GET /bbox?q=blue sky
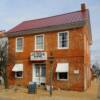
[0,0,100,64]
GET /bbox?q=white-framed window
[16,37,24,52]
[15,71,23,78]
[56,63,69,80]
[58,31,69,49]
[35,34,44,50]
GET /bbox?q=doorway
[32,63,46,85]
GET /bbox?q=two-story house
[6,4,92,91]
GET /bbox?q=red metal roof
[7,10,88,33]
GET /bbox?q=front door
[32,64,46,85]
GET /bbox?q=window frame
[35,34,44,50]
[16,37,24,52]
[57,31,69,49]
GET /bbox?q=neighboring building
[6,4,92,91]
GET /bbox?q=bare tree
[0,40,8,89]
[92,62,100,99]
[92,62,100,78]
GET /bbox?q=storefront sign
[30,51,47,61]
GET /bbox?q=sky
[0,0,100,64]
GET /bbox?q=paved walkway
[0,79,98,100]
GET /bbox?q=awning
[56,63,69,72]
[12,64,23,72]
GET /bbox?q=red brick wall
[82,24,91,90]
[8,26,91,91]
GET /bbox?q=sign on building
[30,51,47,61]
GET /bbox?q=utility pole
[48,52,54,96]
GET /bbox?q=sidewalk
[0,79,98,100]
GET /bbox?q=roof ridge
[23,9,88,23]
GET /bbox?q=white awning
[12,64,23,72]
[56,63,69,72]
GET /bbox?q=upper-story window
[16,37,24,52]
[35,34,44,50]
[58,31,69,49]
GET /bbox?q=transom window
[58,31,69,49]
[35,35,44,50]
[16,37,24,52]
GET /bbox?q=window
[58,31,69,49]
[15,71,23,78]
[16,37,24,52]
[35,66,40,77]
[41,65,46,77]
[35,35,44,50]
[57,72,68,80]
[56,63,69,80]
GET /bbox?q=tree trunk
[3,73,9,89]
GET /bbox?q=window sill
[57,47,69,50]
[15,77,23,79]
[16,50,23,52]
[35,49,44,51]
[57,79,68,81]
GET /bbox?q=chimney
[81,3,86,11]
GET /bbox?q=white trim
[16,37,24,52]
[35,34,44,50]
[57,31,69,49]
[32,63,46,85]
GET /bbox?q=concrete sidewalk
[0,79,98,100]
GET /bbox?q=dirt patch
[0,79,98,100]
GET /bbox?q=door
[32,64,46,85]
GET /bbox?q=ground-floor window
[15,71,23,78]
[56,63,69,80]
[12,64,23,79]
[57,72,68,80]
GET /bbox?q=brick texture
[7,26,91,91]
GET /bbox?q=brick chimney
[81,3,86,11]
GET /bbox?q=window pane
[16,38,23,51]
[36,35,44,50]
[62,41,67,47]
[35,65,40,77]
[58,72,68,79]
[41,65,46,77]
[59,32,68,48]
[16,71,22,77]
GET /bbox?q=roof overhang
[6,21,85,37]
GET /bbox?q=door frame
[32,63,46,85]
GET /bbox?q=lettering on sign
[30,52,47,61]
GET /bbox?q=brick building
[6,4,92,91]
